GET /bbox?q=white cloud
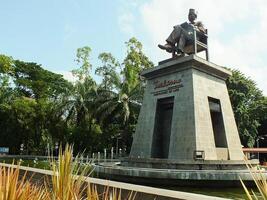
[138,0,267,95]
[55,70,77,83]
[117,0,140,35]
[118,13,135,35]
[63,24,76,41]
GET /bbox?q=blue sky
[1,0,267,95]
[0,0,135,72]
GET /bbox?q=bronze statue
[158,9,205,56]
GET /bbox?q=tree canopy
[226,69,265,147]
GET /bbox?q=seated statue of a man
[158,8,205,55]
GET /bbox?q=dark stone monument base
[94,161,263,187]
[122,157,258,170]
[95,55,263,187]
[130,55,244,161]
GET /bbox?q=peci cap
[189,8,197,17]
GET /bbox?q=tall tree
[0,55,14,104]
[122,37,153,94]
[257,97,267,139]
[0,59,72,153]
[226,69,264,147]
[96,52,120,91]
[13,60,71,99]
[72,46,92,81]
[0,54,13,74]
[95,38,153,151]
[59,46,102,153]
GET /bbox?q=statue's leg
[166,25,183,45]
[177,33,186,53]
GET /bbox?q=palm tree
[95,38,153,126]
[51,77,100,153]
[64,78,97,126]
[94,74,142,152]
[95,78,142,126]
[94,38,154,152]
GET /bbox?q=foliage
[0,75,14,105]
[50,144,89,199]
[0,59,72,154]
[257,97,267,136]
[62,47,103,153]
[0,38,153,154]
[0,145,136,200]
[122,37,153,94]
[0,55,14,105]
[226,69,265,147]
[13,60,71,99]
[95,38,153,152]
[72,46,92,81]
[240,159,267,199]
[96,52,120,90]
[0,54,13,74]
[0,165,48,200]
[95,38,153,124]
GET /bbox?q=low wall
[0,162,229,200]
[122,157,259,170]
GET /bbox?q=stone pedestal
[95,55,261,186]
[130,55,244,161]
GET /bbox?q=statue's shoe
[158,44,173,52]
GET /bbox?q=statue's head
[188,8,197,23]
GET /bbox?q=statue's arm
[195,21,206,33]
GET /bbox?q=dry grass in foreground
[240,158,267,200]
[0,144,136,200]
